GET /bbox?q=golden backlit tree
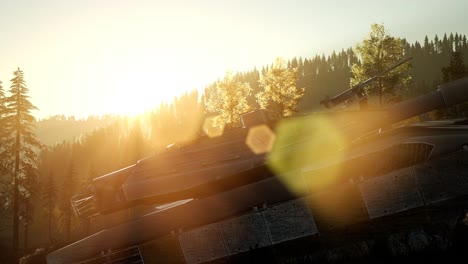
[257,58,304,117]
[351,23,411,106]
[205,72,251,128]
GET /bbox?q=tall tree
[205,72,251,128]
[257,58,304,117]
[351,23,411,106]
[1,68,42,258]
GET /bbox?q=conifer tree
[205,72,251,128]
[1,68,42,257]
[257,58,304,117]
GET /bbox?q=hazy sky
[1,0,467,118]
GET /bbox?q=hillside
[34,115,121,146]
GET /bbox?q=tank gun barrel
[388,76,468,123]
[321,57,413,109]
[327,76,468,142]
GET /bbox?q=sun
[97,67,185,117]
[88,51,212,118]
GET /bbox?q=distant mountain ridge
[35,115,121,146]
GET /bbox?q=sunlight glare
[267,115,347,195]
[203,116,225,138]
[93,56,208,117]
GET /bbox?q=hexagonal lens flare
[246,125,276,155]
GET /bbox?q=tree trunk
[13,119,20,260]
[48,207,53,243]
[66,208,71,242]
[24,222,28,252]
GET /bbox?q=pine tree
[1,68,42,258]
[205,71,251,128]
[257,58,304,117]
[351,23,412,106]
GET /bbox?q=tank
[70,109,275,218]
[47,75,468,264]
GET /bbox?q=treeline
[35,114,122,146]
[218,32,468,112]
[1,29,467,262]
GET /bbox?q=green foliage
[257,58,304,117]
[351,24,412,106]
[205,72,251,128]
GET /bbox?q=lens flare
[267,114,348,195]
[246,125,276,155]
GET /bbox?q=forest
[1,26,468,262]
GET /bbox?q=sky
[1,0,467,119]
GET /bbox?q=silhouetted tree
[1,67,42,258]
